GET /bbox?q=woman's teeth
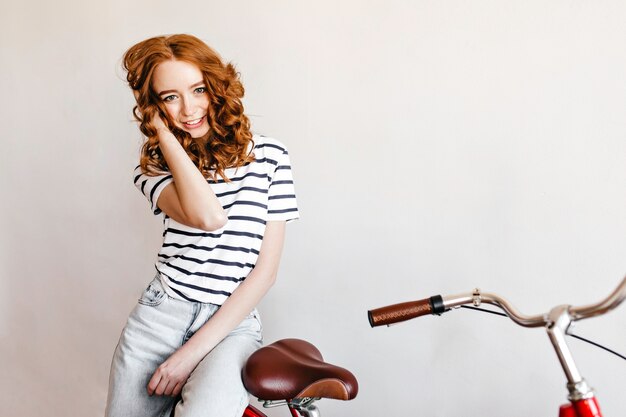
[184,118,203,126]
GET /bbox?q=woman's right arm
[154,123,227,231]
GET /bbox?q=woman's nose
[181,96,197,116]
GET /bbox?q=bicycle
[368,275,626,417]
[240,338,359,417]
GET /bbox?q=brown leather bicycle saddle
[242,338,358,401]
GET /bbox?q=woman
[106,34,299,417]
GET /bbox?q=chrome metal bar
[443,292,546,328]
[296,405,320,417]
[289,398,321,417]
[441,293,474,309]
[546,306,583,384]
[262,400,289,408]
[569,275,626,321]
[481,293,547,328]
[442,276,626,326]
[545,305,594,401]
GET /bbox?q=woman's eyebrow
[158,81,205,96]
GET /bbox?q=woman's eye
[162,95,177,102]
[195,87,207,94]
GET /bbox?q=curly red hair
[123,34,254,181]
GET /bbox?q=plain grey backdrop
[1,1,625,416]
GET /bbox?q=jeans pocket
[137,277,167,307]
[246,310,263,343]
[251,310,263,334]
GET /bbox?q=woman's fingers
[148,366,172,396]
[151,112,168,131]
[162,379,177,397]
[148,367,188,397]
[148,348,197,396]
[147,372,161,396]
[171,382,185,397]
[150,373,175,396]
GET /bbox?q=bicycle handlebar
[368,275,626,328]
[368,274,626,404]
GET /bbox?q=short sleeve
[133,165,173,215]
[267,149,299,222]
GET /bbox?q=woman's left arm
[147,221,287,397]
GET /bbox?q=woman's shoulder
[133,163,171,178]
[252,134,290,155]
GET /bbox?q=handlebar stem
[546,305,594,401]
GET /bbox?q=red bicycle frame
[242,404,268,417]
[559,397,602,417]
[242,404,300,417]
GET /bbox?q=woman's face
[152,59,210,138]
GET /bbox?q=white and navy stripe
[133,135,299,304]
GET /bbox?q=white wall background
[1,1,625,416]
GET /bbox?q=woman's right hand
[151,111,169,134]
[133,89,170,136]
[149,109,178,143]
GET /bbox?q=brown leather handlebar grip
[368,298,433,327]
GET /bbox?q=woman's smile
[181,115,207,130]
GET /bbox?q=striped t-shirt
[133,135,299,304]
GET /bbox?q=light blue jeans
[105,275,262,417]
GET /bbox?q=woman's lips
[182,116,206,129]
